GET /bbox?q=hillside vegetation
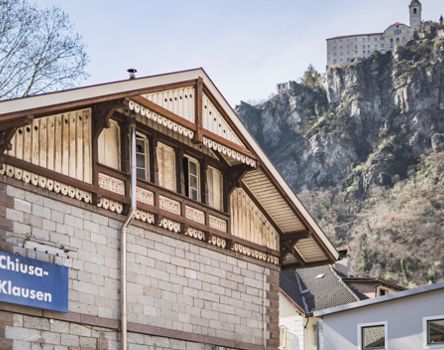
[237,23,444,286]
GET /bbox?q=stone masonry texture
[0,180,279,349]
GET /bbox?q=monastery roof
[327,32,383,41]
[327,21,410,41]
[388,22,409,28]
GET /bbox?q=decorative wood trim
[136,187,154,206]
[193,77,203,144]
[1,157,281,266]
[91,101,125,204]
[130,95,197,132]
[202,130,256,160]
[208,215,227,233]
[0,115,33,166]
[98,173,125,195]
[185,206,205,225]
[1,155,95,193]
[226,164,252,197]
[0,175,281,269]
[0,115,33,132]
[136,121,226,173]
[232,241,279,265]
[0,163,93,204]
[280,237,306,267]
[202,84,253,150]
[240,183,283,236]
[126,97,255,166]
[136,178,228,221]
[159,195,181,216]
[91,100,125,139]
[96,163,128,181]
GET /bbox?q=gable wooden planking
[7,109,93,183]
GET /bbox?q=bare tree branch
[0,0,89,100]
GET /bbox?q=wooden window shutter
[157,143,176,191]
[207,166,222,210]
[98,120,121,170]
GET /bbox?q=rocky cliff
[237,23,444,286]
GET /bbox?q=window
[157,143,176,191]
[358,322,387,350]
[207,166,223,210]
[376,286,389,296]
[312,324,318,346]
[98,120,121,170]
[136,133,149,181]
[424,316,444,348]
[183,155,200,201]
[279,326,287,348]
[413,8,417,14]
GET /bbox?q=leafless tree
[0,0,88,100]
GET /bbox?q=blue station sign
[0,251,68,312]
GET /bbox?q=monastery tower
[409,0,422,30]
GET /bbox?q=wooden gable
[0,68,338,267]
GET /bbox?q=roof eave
[314,281,444,317]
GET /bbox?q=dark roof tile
[280,265,359,314]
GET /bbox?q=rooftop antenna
[127,68,137,80]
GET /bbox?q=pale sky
[37,0,443,105]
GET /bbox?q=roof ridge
[329,265,360,302]
[294,270,309,314]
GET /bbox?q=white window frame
[279,325,287,348]
[135,132,149,181]
[184,155,200,202]
[357,321,388,350]
[423,315,444,349]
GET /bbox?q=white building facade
[327,0,422,67]
[314,282,444,350]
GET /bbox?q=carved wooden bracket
[92,99,125,139]
[0,115,33,166]
[226,164,252,197]
[280,230,308,266]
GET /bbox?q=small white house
[314,281,444,350]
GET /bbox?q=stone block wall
[0,310,216,350]
[0,178,280,349]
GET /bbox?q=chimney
[127,68,137,80]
